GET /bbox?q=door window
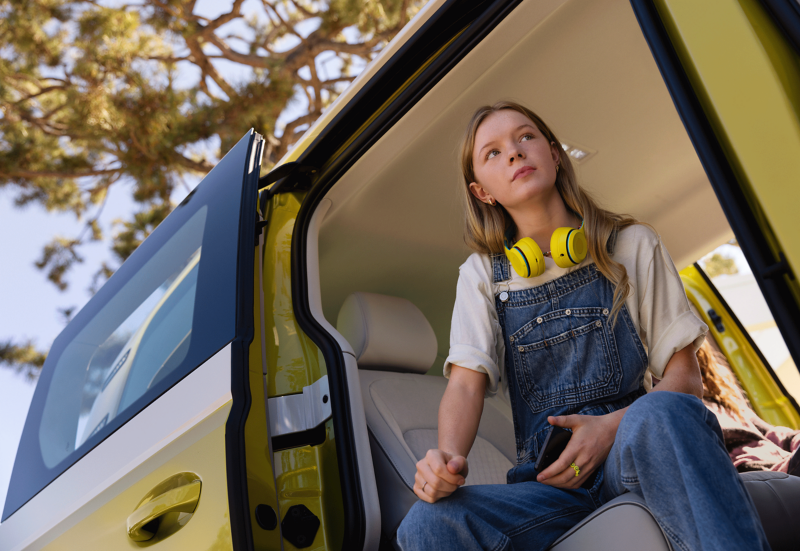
[699,241,800,403]
[4,131,255,520]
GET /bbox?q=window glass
[699,241,800,403]
[71,217,204,453]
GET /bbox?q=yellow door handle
[127,479,201,542]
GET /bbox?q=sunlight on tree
[703,253,739,279]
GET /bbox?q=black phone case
[533,425,571,472]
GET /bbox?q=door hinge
[258,161,317,200]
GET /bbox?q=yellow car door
[0,130,264,550]
[630,0,800,385]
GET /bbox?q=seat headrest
[336,292,437,374]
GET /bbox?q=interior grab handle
[127,479,201,542]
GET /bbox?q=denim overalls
[491,254,648,487]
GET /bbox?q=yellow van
[2,0,800,549]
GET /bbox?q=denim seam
[620,475,640,485]
[496,265,602,305]
[660,522,691,551]
[504,505,592,539]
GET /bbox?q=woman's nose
[509,152,524,163]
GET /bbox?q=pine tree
[0,0,425,376]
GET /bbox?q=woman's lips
[513,166,535,181]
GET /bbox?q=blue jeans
[397,392,771,551]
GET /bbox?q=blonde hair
[696,341,748,421]
[459,101,638,322]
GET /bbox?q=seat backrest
[337,292,516,542]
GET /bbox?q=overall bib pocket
[510,307,623,413]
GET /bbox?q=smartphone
[533,425,571,473]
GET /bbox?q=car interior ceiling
[316,0,733,373]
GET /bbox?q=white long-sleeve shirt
[444,224,708,397]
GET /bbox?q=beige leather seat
[336,292,800,550]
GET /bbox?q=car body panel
[682,265,800,428]
[0,345,233,551]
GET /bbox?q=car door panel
[0,346,232,551]
[1,130,263,551]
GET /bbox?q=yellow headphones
[504,220,588,278]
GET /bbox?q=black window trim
[759,0,800,54]
[226,132,263,551]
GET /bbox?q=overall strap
[491,253,512,284]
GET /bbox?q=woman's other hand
[413,449,468,503]
[537,410,625,489]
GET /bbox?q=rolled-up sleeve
[443,255,504,396]
[637,236,708,378]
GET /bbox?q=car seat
[335,292,800,550]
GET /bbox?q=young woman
[396,102,770,550]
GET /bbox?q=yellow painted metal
[655,0,800,305]
[261,191,327,398]
[127,477,201,542]
[681,265,800,428]
[246,243,283,550]
[257,189,343,550]
[41,405,234,551]
[273,420,344,550]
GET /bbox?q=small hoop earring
[486,199,496,206]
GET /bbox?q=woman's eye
[486,149,500,160]
[521,133,534,141]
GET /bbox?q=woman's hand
[537,410,625,489]
[413,449,468,503]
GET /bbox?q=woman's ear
[469,182,494,204]
[550,141,561,167]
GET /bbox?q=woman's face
[470,110,560,210]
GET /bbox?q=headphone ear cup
[506,237,545,278]
[551,227,588,268]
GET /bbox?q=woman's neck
[508,192,577,250]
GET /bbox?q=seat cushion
[549,493,671,551]
[359,369,515,538]
[741,471,800,551]
[550,471,800,551]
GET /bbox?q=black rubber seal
[225,134,262,551]
[758,0,800,54]
[629,0,800,376]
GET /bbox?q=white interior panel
[315,0,732,369]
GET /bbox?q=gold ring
[421,481,428,492]
[570,463,580,477]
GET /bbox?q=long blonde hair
[459,101,638,321]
